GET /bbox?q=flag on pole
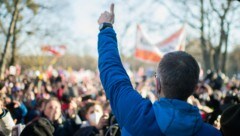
[41,45,67,56]
[134,25,162,63]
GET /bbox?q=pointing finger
[110,3,114,15]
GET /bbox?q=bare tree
[0,0,20,78]
[0,0,40,78]
[159,0,240,73]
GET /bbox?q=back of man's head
[157,51,199,100]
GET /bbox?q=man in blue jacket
[97,4,222,136]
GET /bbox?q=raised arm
[97,5,156,133]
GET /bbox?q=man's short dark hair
[157,51,200,100]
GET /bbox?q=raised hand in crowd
[97,113,109,130]
[98,3,115,25]
[67,100,78,118]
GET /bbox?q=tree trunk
[200,0,211,71]
[0,0,19,79]
[221,27,229,73]
[10,10,19,66]
[213,49,220,71]
[213,19,225,71]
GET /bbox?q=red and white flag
[134,25,162,63]
[134,25,186,63]
[41,45,67,56]
[156,26,186,54]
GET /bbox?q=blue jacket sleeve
[98,28,157,132]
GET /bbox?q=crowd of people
[0,3,240,136]
[0,67,119,136]
[0,65,239,136]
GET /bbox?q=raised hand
[97,113,109,129]
[67,100,77,118]
[13,100,21,108]
[98,3,115,25]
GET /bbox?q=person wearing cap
[220,104,240,136]
[97,4,222,136]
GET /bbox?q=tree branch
[0,21,7,36]
[2,0,12,13]
[184,2,199,20]
[160,0,200,29]
[209,0,222,17]
[222,1,232,18]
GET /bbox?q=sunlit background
[0,0,240,76]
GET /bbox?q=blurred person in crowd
[221,94,239,112]
[5,99,28,124]
[204,70,223,91]
[75,101,109,136]
[40,84,53,100]
[96,90,107,104]
[24,90,39,123]
[136,76,157,103]
[187,95,213,121]
[42,97,81,136]
[24,98,49,123]
[20,117,55,136]
[220,104,240,136]
[97,4,222,136]
[206,91,222,125]
[68,82,79,97]
[0,97,15,136]
[11,85,23,101]
[57,83,65,100]
[193,82,223,124]
[61,93,71,111]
